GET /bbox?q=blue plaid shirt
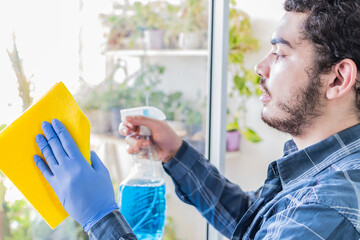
[89,123,360,239]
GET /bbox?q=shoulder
[277,167,360,234]
[257,200,360,239]
[311,168,360,228]
[257,170,360,239]
[284,153,360,208]
[313,157,360,203]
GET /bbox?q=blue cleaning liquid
[118,179,166,240]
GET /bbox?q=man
[34,0,360,239]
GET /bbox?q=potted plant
[77,63,186,137]
[162,3,182,49]
[178,0,208,49]
[133,1,168,49]
[76,81,113,135]
[226,117,242,152]
[101,1,184,50]
[226,1,262,151]
[99,1,141,50]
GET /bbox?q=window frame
[206,0,229,239]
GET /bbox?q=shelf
[104,49,208,57]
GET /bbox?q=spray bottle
[118,106,166,240]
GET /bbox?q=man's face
[254,12,325,136]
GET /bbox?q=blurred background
[0,0,290,239]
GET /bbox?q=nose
[254,55,270,79]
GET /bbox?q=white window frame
[206,0,229,239]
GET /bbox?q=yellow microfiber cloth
[0,81,90,229]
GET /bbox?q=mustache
[259,78,271,96]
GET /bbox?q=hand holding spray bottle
[118,106,166,240]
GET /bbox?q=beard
[261,74,325,136]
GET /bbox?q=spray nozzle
[121,106,166,122]
[120,106,166,135]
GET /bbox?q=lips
[260,94,271,102]
[259,83,271,103]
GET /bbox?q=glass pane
[79,0,210,239]
[0,0,86,238]
[0,0,210,238]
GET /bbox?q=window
[0,0,218,239]
[80,1,211,239]
[1,0,287,239]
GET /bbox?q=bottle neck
[131,133,163,179]
[132,134,152,161]
[132,159,163,179]
[139,126,151,136]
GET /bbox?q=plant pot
[144,29,164,49]
[178,32,201,49]
[226,130,241,152]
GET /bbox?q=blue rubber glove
[33,119,119,232]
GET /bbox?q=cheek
[268,65,293,96]
[268,58,306,99]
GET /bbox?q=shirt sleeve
[163,140,258,238]
[88,210,137,240]
[255,203,360,240]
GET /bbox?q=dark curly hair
[284,0,360,110]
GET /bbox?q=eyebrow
[271,37,293,49]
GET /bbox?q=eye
[272,52,285,60]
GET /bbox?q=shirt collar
[277,123,360,188]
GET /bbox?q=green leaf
[158,66,165,74]
[254,75,261,84]
[0,124,6,131]
[244,86,252,97]
[242,128,262,143]
[168,92,182,101]
[228,52,244,64]
[234,75,246,91]
[226,120,239,131]
[247,72,260,85]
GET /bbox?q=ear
[326,59,357,100]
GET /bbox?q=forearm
[163,141,256,238]
[89,210,137,240]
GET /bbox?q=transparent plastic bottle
[118,107,166,240]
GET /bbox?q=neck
[293,111,360,150]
